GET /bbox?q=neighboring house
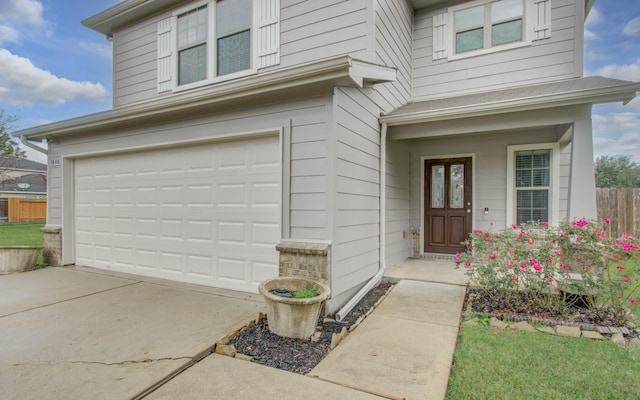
[0,155,47,199]
[16,0,640,314]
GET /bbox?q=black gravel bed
[229,282,394,374]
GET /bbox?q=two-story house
[17,0,640,315]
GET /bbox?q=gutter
[19,135,48,156]
[380,81,640,126]
[336,122,388,322]
[17,56,396,141]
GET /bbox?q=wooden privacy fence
[0,198,47,223]
[596,188,640,238]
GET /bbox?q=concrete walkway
[310,259,467,399]
[1,259,467,400]
[149,258,468,400]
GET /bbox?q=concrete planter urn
[0,246,42,274]
[258,277,330,339]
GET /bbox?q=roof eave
[380,83,640,126]
[82,0,185,35]
[17,56,396,141]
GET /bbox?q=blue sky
[1,0,639,163]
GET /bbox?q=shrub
[455,219,639,326]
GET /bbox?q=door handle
[466,209,471,213]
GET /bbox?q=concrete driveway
[0,267,264,400]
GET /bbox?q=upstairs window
[157,0,280,93]
[177,6,208,85]
[215,0,252,76]
[432,0,551,61]
[454,0,523,53]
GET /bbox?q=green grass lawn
[0,222,46,266]
[446,325,640,400]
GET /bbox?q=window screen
[216,0,251,76]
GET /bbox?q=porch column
[568,119,597,220]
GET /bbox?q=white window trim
[171,0,258,93]
[506,143,559,226]
[446,0,534,61]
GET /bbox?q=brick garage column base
[275,241,331,285]
[41,225,62,267]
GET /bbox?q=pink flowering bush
[456,219,640,326]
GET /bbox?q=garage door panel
[75,137,280,292]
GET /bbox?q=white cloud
[592,113,640,162]
[593,112,640,133]
[0,49,108,106]
[0,0,44,26]
[586,58,640,81]
[584,7,602,41]
[0,24,19,44]
[79,41,112,59]
[624,17,640,36]
[585,7,602,28]
[593,131,640,162]
[584,29,599,41]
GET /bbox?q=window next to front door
[507,143,560,226]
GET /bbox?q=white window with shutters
[157,0,280,93]
[432,0,551,61]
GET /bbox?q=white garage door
[74,136,281,293]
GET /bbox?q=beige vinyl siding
[373,0,413,267]
[278,0,372,69]
[112,13,164,107]
[412,0,579,101]
[374,0,413,110]
[407,129,568,232]
[385,139,411,267]
[290,116,332,239]
[332,87,381,296]
[46,97,333,244]
[112,0,376,107]
[46,164,62,226]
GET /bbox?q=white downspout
[20,136,49,156]
[336,122,387,321]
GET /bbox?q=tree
[0,110,26,158]
[594,155,640,188]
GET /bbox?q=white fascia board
[17,56,389,141]
[349,60,397,88]
[82,0,182,35]
[381,83,640,126]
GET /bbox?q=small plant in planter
[269,287,321,299]
[293,288,321,298]
[259,277,330,339]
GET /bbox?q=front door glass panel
[431,165,445,208]
[450,163,465,209]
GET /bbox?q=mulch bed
[227,282,395,374]
[464,288,639,337]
